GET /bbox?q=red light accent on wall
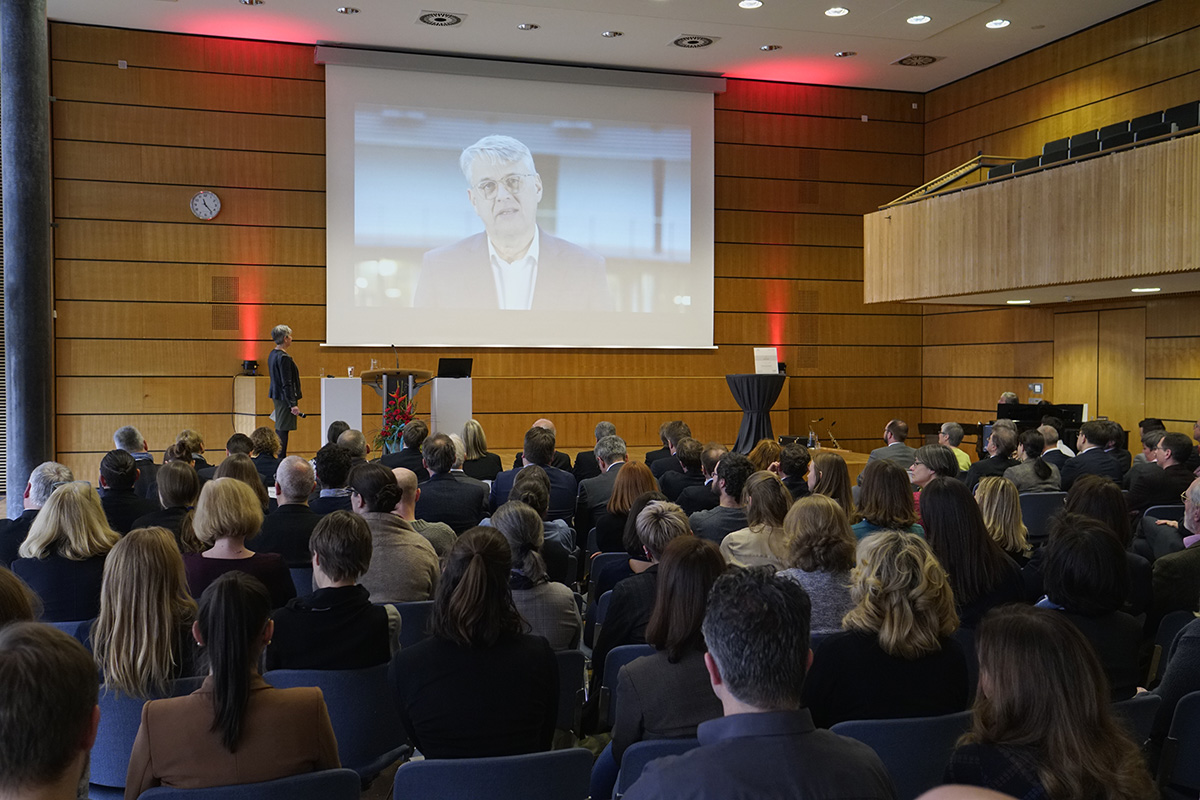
[238,269,264,362]
[763,279,788,348]
[722,58,858,85]
[170,11,324,45]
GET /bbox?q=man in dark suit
[574,421,615,482]
[576,434,628,534]
[0,461,73,567]
[415,433,488,534]
[98,450,158,534]
[310,443,354,516]
[1061,420,1125,491]
[962,425,1020,491]
[509,418,571,472]
[649,420,691,479]
[660,437,705,502]
[380,419,429,482]
[491,426,578,522]
[256,456,321,567]
[857,419,916,485]
[1150,478,1200,624]
[1128,432,1196,512]
[114,425,160,502]
[1124,430,1165,490]
[644,421,671,467]
[414,135,611,312]
[677,443,726,516]
[1038,423,1069,470]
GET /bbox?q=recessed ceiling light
[1006,299,1031,305]
[834,50,856,57]
[517,22,539,30]
[601,30,623,37]
[985,19,1010,29]
[760,44,781,51]
[825,7,849,17]
[907,14,931,24]
[336,6,359,13]
[239,0,263,5]
[740,0,763,8]
[1131,287,1161,293]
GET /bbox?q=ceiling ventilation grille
[892,54,941,67]
[673,35,717,48]
[418,11,464,26]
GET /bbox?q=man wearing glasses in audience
[414,134,611,311]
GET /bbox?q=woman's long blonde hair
[843,530,959,659]
[18,481,119,561]
[976,477,1031,559]
[92,527,197,698]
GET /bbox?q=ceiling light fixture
[760,44,781,51]
[985,19,1010,29]
[740,0,763,8]
[601,30,623,37]
[825,7,849,17]
[336,6,359,12]
[834,50,856,57]
[1006,299,1031,305]
[239,0,263,5]
[517,22,539,29]
[1131,287,1161,293]
[907,14,931,24]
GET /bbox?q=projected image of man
[414,135,612,311]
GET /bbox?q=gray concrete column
[1,0,53,516]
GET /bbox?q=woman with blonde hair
[746,438,782,473]
[720,471,791,568]
[89,527,199,697]
[461,419,502,481]
[13,481,120,621]
[975,477,1032,566]
[133,460,204,553]
[214,453,270,512]
[593,461,659,553]
[946,605,1156,800]
[807,451,854,518]
[778,494,856,634]
[802,530,969,727]
[182,478,294,608]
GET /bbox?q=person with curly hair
[777,495,856,635]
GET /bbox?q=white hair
[459,135,536,183]
[270,324,292,344]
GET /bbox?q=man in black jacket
[1061,420,1125,491]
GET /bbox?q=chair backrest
[1069,130,1099,147]
[1013,156,1042,172]
[614,738,700,798]
[1019,492,1066,546]
[603,644,657,726]
[595,589,614,626]
[831,710,974,800]
[1162,690,1200,792]
[1111,692,1162,745]
[1131,111,1165,131]
[1164,101,1199,130]
[263,665,408,781]
[1101,130,1136,150]
[554,649,586,736]
[392,747,593,800]
[1135,122,1173,141]
[49,619,90,639]
[394,600,435,649]
[987,163,1014,180]
[138,768,362,800]
[1042,137,1069,155]
[290,567,314,597]
[1144,504,1185,524]
[91,677,206,789]
[1099,120,1130,139]
[591,552,629,584]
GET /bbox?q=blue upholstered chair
[392,748,593,800]
[614,737,701,798]
[831,710,974,800]
[136,768,361,800]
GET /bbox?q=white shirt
[1056,440,1076,457]
[488,228,540,310]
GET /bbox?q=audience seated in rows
[773,442,811,502]
[127,572,340,796]
[14,481,119,622]
[852,460,923,541]
[389,528,558,759]
[0,460,72,566]
[675,443,725,516]
[573,420,614,482]
[803,531,969,728]
[350,463,439,604]
[416,433,488,534]
[183,478,295,609]
[595,461,658,553]
[492,426,578,523]
[490,501,581,650]
[922,478,1023,628]
[720,471,789,569]
[508,418,572,473]
[962,424,1019,492]
[944,606,1155,800]
[688,452,752,544]
[310,443,353,516]
[88,526,200,696]
[380,419,429,482]
[266,511,397,671]
[777,494,856,635]
[1127,431,1194,512]
[1003,429,1061,493]
[576,434,630,533]
[133,461,203,553]
[392,467,457,557]
[254,456,319,567]
[649,421,691,479]
[624,567,894,800]
[1061,420,1124,491]
[975,478,1033,567]
[99,450,159,534]
[114,425,159,502]
[1149,477,1200,624]
[461,418,503,482]
[808,451,854,520]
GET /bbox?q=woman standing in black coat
[267,324,301,458]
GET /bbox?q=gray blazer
[612,648,723,762]
[1002,460,1061,493]
[858,442,917,484]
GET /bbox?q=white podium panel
[430,377,472,436]
[321,378,363,440]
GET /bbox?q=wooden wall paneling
[714,245,864,280]
[54,301,324,340]
[715,278,921,315]
[1146,337,1200,378]
[1146,296,1200,337]
[789,346,921,377]
[715,313,922,346]
[1144,379,1200,423]
[922,378,1055,414]
[54,180,325,228]
[1096,308,1147,432]
[55,220,326,265]
[718,79,924,122]
[56,262,325,304]
[718,110,923,154]
[716,177,909,216]
[1053,312,1099,411]
[58,413,241,456]
[716,210,864,247]
[922,343,1054,377]
[57,377,235,414]
[922,307,1054,345]
[715,144,924,186]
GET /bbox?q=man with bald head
[255,456,321,567]
[511,418,572,472]
[392,467,457,557]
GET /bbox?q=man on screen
[413,134,612,311]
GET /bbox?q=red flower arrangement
[374,384,415,453]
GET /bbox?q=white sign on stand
[753,347,780,375]
[321,377,363,440]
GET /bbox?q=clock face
[190,190,221,220]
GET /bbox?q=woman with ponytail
[125,572,339,797]
[491,501,581,650]
[1003,429,1060,493]
[350,462,440,603]
[390,527,558,758]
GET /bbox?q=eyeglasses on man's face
[474,173,536,200]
